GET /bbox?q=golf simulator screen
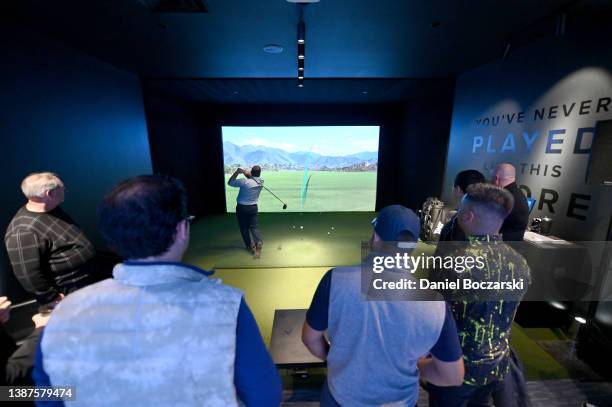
[223,126,379,212]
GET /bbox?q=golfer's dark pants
[236,204,263,248]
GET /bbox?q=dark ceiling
[143,78,455,104]
[4,0,581,79]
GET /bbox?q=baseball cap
[372,205,420,242]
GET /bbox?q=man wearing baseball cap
[302,205,464,407]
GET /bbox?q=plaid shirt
[4,206,95,303]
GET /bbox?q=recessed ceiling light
[298,83,304,88]
[263,44,284,54]
[298,76,304,80]
[298,55,304,59]
[574,316,587,324]
[298,67,304,71]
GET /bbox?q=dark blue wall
[0,24,152,301]
[443,18,612,241]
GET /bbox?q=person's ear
[464,209,475,224]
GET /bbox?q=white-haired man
[4,172,95,308]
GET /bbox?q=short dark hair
[463,183,514,220]
[251,165,261,177]
[454,170,486,193]
[98,175,188,259]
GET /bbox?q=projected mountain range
[223,142,378,171]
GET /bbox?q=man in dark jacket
[438,170,486,242]
[4,172,96,308]
[492,163,529,241]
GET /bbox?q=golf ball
[327,232,331,235]
[300,226,303,229]
[292,225,296,229]
[331,226,335,230]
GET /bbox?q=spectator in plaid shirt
[4,172,95,308]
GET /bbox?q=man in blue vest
[34,175,281,406]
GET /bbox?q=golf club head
[282,204,288,210]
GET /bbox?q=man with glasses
[34,175,281,406]
[4,172,96,308]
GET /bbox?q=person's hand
[50,293,64,307]
[237,168,245,174]
[32,313,51,329]
[0,296,11,324]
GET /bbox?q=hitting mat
[184,212,376,269]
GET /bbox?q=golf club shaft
[248,174,287,206]
[261,184,286,206]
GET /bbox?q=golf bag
[420,197,447,242]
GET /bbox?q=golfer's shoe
[253,242,263,259]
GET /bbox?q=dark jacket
[500,182,529,241]
[1,325,41,386]
[438,213,466,243]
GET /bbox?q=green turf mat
[521,327,570,341]
[212,267,329,345]
[185,212,375,268]
[211,266,570,381]
[511,323,570,380]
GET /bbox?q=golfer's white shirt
[229,177,264,205]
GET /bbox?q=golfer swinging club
[228,165,264,258]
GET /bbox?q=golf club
[245,170,288,210]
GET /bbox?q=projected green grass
[222,126,379,212]
[225,170,377,212]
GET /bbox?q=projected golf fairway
[224,170,377,212]
[222,126,379,212]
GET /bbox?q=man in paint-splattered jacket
[428,183,531,405]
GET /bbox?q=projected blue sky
[222,126,379,156]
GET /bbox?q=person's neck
[25,201,53,213]
[129,252,183,263]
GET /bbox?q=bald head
[492,163,516,187]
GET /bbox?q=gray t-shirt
[228,177,263,205]
[306,266,461,406]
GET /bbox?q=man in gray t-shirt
[228,166,264,258]
[302,205,465,406]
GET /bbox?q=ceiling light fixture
[263,44,284,54]
[297,14,305,86]
[297,21,305,44]
[574,316,587,324]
